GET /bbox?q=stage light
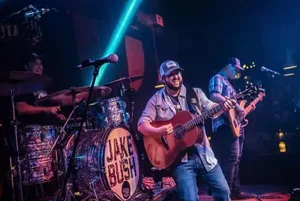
[235,73,241,79]
[208,136,211,141]
[283,65,297,70]
[284,73,295,77]
[154,84,164,89]
[277,131,284,140]
[93,0,143,86]
[279,141,287,153]
[243,64,246,68]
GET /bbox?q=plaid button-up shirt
[209,74,236,132]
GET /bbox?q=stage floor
[152,183,293,201]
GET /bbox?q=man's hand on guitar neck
[223,98,237,110]
[210,92,236,110]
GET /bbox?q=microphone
[75,54,118,70]
[24,8,53,19]
[261,66,281,75]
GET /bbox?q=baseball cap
[159,60,184,77]
[228,57,244,71]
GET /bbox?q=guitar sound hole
[174,125,185,139]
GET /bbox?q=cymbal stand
[120,80,126,97]
[57,63,102,201]
[48,104,80,155]
[9,84,23,201]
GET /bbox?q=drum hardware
[48,102,82,156]
[35,86,112,107]
[57,58,114,201]
[130,101,135,124]
[104,75,143,101]
[0,71,52,201]
[97,97,130,128]
[18,125,57,185]
[60,126,142,201]
[104,75,143,87]
[89,178,100,201]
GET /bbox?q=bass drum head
[103,126,140,200]
[62,126,141,201]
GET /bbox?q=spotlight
[235,73,241,79]
[277,131,284,140]
[279,141,287,153]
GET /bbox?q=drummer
[15,53,66,125]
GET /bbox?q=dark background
[0,0,299,187]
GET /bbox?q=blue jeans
[212,125,245,194]
[172,155,230,201]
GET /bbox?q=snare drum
[18,125,57,185]
[62,126,141,200]
[98,97,130,128]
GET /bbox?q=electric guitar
[228,89,265,138]
[143,85,260,169]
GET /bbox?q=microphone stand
[57,63,102,201]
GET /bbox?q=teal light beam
[93,0,143,86]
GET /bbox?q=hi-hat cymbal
[104,75,143,86]
[0,71,52,96]
[35,86,112,106]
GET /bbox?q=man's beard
[165,80,182,91]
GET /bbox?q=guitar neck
[183,87,255,131]
[244,97,261,116]
[184,102,224,131]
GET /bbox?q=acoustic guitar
[228,89,265,138]
[143,85,260,169]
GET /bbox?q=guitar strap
[185,85,201,116]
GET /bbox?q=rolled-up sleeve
[137,95,157,126]
[209,75,223,94]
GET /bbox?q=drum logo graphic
[105,128,140,200]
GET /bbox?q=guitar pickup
[161,136,169,150]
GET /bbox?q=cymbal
[104,75,143,86]
[0,71,52,96]
[35,86,112,106]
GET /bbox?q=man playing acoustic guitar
[138,60,237,201]
[209,57,255,200]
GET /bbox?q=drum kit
[0,71,145,201]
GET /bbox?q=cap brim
[165,67,184,76]
[236,66,244,71]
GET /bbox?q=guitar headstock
[235,83,262,101]
[258,88,266,101]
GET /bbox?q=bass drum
[62,126,141,200]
